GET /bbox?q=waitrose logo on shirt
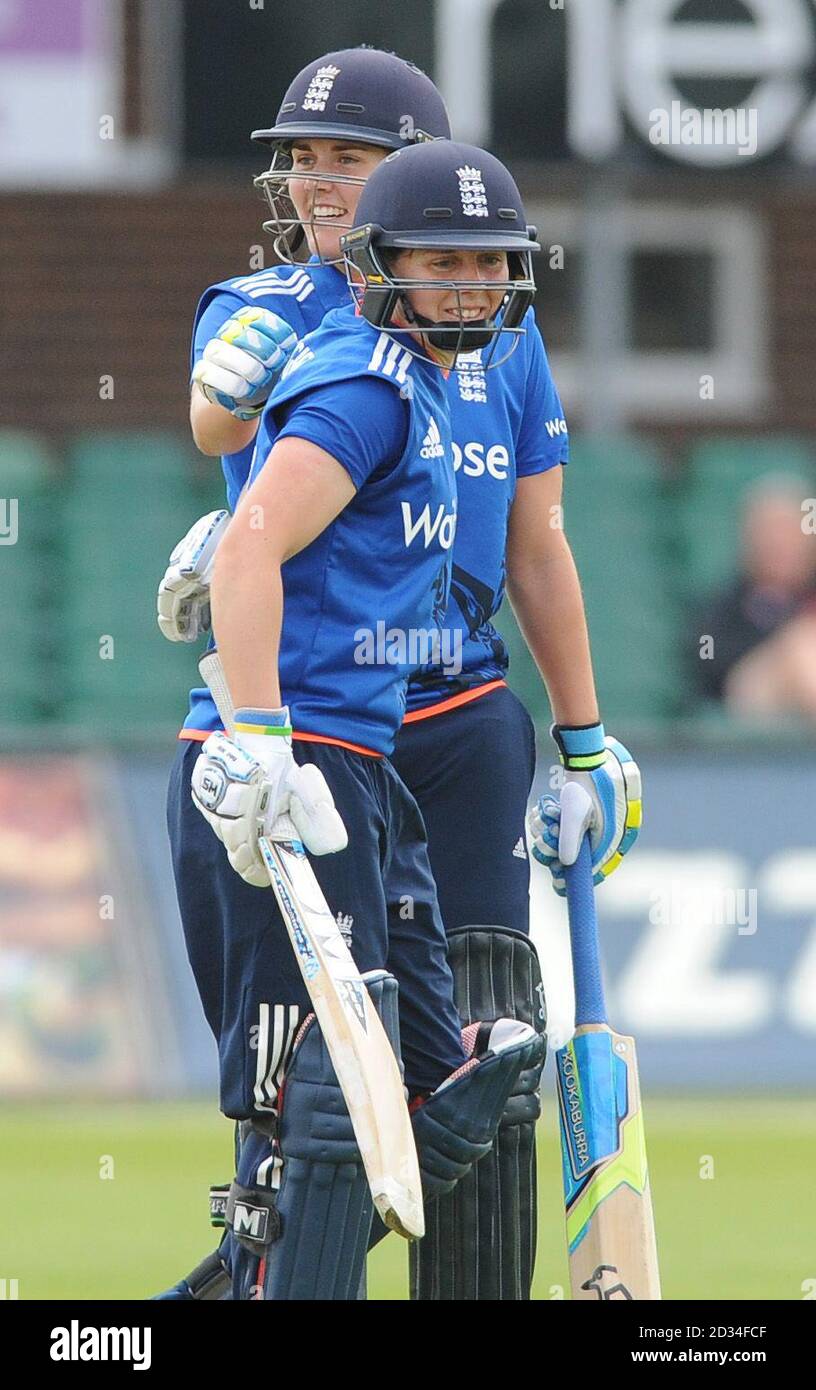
[401,501,457,550]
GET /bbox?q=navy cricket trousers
[392,683,537,937]
[168,738,466,1118]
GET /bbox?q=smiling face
[388,247,511,361]
[287,138,389,263]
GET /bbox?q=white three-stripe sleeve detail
[383,341,403,376]
[256,1152,283,1190]
[262,1004,285,1107]
[264,1004,299,1105]
[367,333,388,373]
[253,1003,270,1109]
[230,269,310,294]
[244,280,314,301]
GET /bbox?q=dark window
[182,0,435,163]
[631,250,714,351]
[534,248,580,352]
[491,0,568,162]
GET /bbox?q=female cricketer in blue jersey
[165,137,543,1300]
[157,48,641,1301]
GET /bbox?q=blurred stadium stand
[0,427,224,742]
[2,424,813,743]
[679,438,816,600]
[503,432,815,735]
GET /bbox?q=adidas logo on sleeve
[420,416,445,459]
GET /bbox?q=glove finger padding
[529,798,560,865]
[192,718,349,884]
[195,359,254,401]
[529,728,642,893]
[202,340,272,389]
[191,732,272,887]
[157,510,230,643]
[556,779,597,867]
[286,762,349,856]
[157,584,211,642]
[222,841,272,889]
[194,307,299,418]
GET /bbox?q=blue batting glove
[192,307,299,419]
[528,722,642,897]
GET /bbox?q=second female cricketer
[157,47,641,1301]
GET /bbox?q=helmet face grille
[254,151,370,266]
[342,229,536,372]
[338,140,539,365]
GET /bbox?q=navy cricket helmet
[252,48,451,263]
[341,140,539,364]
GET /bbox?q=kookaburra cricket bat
[199,650,424,1241]
[556,782,660,1300]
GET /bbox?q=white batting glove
[192,307,299,420]
[529,724,642,896]
[191,709,348,886]
[157,509,230,643]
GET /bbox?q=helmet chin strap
[399,295,495,351]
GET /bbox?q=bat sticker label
[337,978,369,1032]
[558,1048,590,1169]
[557,1031,652,1259]
[582,1264,634,1301]
[557,1033,627,1188]
[261,844,321,981]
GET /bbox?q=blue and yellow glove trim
[551,721,607,771]
[234,708,293,738]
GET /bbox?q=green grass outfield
[3,1095,813,1301]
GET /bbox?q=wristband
[234,707,293,738]
[551,721,606,771]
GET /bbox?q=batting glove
[192,307,299,420]
[157,509,230,642]
[528,723,642,897]
[191,710,348,886]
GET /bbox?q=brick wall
[1,178,814,440]
[0,180,274,432]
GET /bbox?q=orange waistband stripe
[178,680,506,748]
[178,726,382,758]
[292,731,382,758]
[401,678,507,724]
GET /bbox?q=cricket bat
[199,650,424,1241]
[555,781,660,1300]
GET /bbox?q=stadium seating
[3,427,810,740]
[60,433,210,733]
[0,432,58,722]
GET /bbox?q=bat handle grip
[563,804,608,1028]
[268,812,299,843]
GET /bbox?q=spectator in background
[694,473,816,720]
